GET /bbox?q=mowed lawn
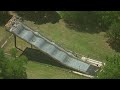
[23,20,120,62]
[0,26,11,46]
[27,61,87,79]
[0,27,6,40]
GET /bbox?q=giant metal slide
[6,19,99,76]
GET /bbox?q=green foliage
[59,11,101,33]
[1,56,28,79]
[59,11,120,32]
[107,22,120,40]
[10,48,17,59]
[60,11,97,25]
[97,11,120,31]
[0,48,28,79]
[107,22,120,52]
[97,55,120,79]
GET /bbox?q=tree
[96,11,120,31]
[0,48,28,79]
[107,22,120,52]
[59,11,120,32]
[97,55,120,79]
[1,56,28,79]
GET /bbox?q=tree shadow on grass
[0,12,12,26]
[16,11,61,25]
[62,11,105,34]
[20,47,70,70]
[107,39,120,53]
[65,21,103,34]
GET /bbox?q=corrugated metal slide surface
[8,21,99,75]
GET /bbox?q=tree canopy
[0,48,28,79]
[107,22,120,52]
[59,11,120,32]
[97,55,120,79]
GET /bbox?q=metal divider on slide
[5,19,100,76]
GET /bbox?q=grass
[27,61,87,79]
[0,26,11,46]
[3,35,30,55]
[0,28,87,79]
[0,53,86,79]
[1,17,120,79]
[0,27,6,40]
[23,20,120,62]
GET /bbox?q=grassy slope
[24,20,120,62]
[27,61,87,79]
